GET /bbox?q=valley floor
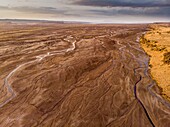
[0,22,170,126]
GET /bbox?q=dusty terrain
[0,22,170,127]
[140,24,170,100]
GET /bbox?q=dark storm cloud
[74,0,170,7]
[72,0,170,19]
[87,7,170,17]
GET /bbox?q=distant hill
[0,19,90,24]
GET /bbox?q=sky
[0,0,170,23]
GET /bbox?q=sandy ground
[140,24,170,100]
[0,22,170,127]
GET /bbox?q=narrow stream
[117,33,155,126]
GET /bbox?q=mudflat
[0,22,170,127]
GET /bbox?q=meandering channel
[0,36,76,108]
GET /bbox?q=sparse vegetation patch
[140,24,170,101]
[163,52,170,64]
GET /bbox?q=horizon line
[0,18,170,24]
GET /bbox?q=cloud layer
[74,0,170,7]
[0,0,169,23]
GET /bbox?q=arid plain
[0,22,170,127]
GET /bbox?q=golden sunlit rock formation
[140,24,170,100]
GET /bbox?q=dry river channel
[0,23,170,126]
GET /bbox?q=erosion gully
[0,35,76,108]
[118,32,156,126]
[1,30,170,127]
[127,32,170,126]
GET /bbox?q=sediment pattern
[0,22,170,127]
